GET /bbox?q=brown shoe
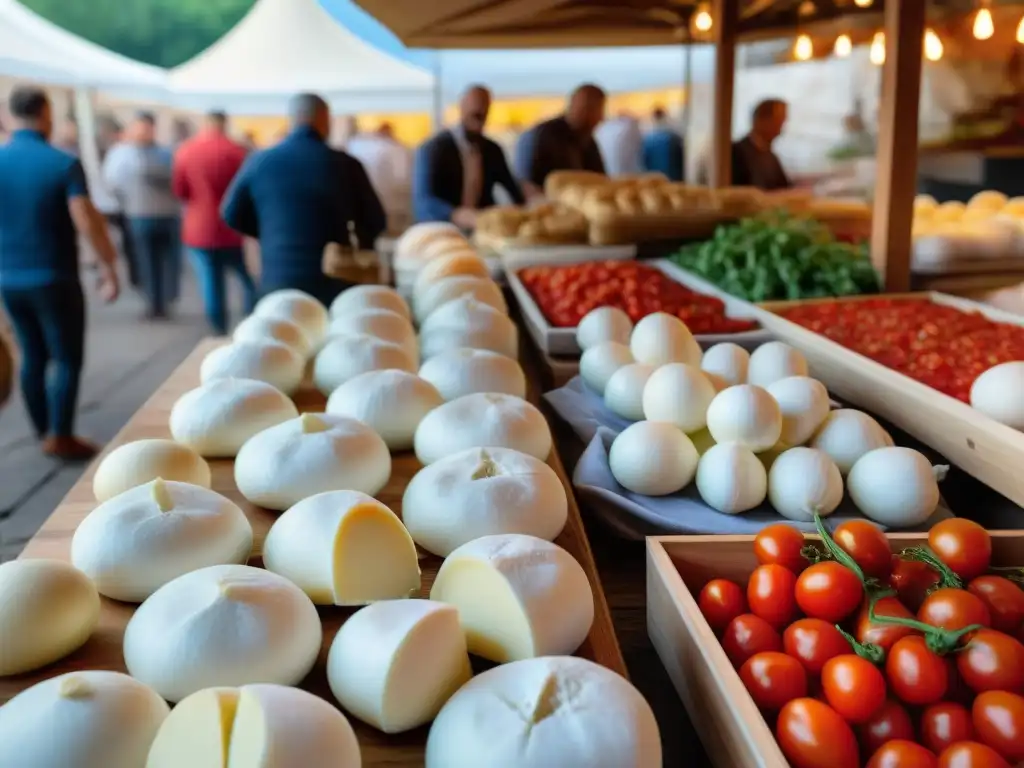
[41,436,99,462]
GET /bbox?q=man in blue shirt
[0,87,120,461]
[221,93,386,306]
[642,106,685,182]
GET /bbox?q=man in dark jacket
[412,85,524,229]
[221,93,386,306]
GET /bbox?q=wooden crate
[646,532,1024,768]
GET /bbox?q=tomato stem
[810,513,887,592]
[834,625,885,665]
[898,547,963,590]
[866,594,982,655]
[799,543,828,565]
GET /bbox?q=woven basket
[322,242,380,285]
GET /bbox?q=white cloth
[345,134,411,222]
[594,116,643,177]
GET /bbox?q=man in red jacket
[172,111,254,335]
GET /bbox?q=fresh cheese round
[71,479,253,603]
[767,447,844,522]
[701,342,750,387]
[642,363,717,432]
[234,413,391,510]
[402,447,568,556]
[253,289,328,347]
[327,600,472,733]
[169,378,299,458]
[0,559,100,676]
[147,684,360,768]
[418,296,518,360]
[414,393,552,465]
[313,333,416,395]
[846,447,943,527]
[327,308,418,363]
[262,490,420,605]
[695,443,767,514]
[970,361,1024,429]
[425,656,662,768]
[331,284,411,322]
[604,363,656,421]
[232,315,311,357]
[609,421,699,496]
[414,276,507,325]
[123,564,322,703]
[412,252,490,298]
[629,312,702,367]
[579,342,634,395]
[810,409,894,475]
[326,369,443,450]
[767,376,831,447]
[200,341,305,395]
[577,307,634,350]
[0,671,169,768]
[706,384,783,452]
[746,341,809,387]
[418,348,527,401]
[430,534,594,662]
[93,439,211,502]
[394,223,464,272]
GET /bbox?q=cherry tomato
[834,520,893,580]
[957,629,1024,694]
[866,740,938,768]
[721,613,783,667]
[891,557,942,612]
[937,741,1011,768]
[887,635,950,706]
[776,698,860,768]
[821,653,888,724]
[859,698,916,755]
[857,595,921,652]
[754,523,808,572]
[918,589,992,632]
[972,691,1024,763]
[922,703,975,755]
[748,564,798,629]
[698,579,747,633]
[783,618,852,675]
[968,576,1024,635]
[739,651,808,711]
[795,561,864,623]
[928,519,992,582]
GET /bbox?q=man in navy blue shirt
[642,106,685,182]
[221,93,386,306]
[0,87,120,461]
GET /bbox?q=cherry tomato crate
[646,532,1024,768]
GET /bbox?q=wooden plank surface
[3,337,626,765]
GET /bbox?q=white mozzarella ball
[235,413,391,510]
[414,393,552,465]
[706,384,783,452]
[326,369,443,450]
[414,276,507,325]
[746,341,809,387]
[970,361,1024,429]
[0,559,100,676]
[253,289,328,347]
[579,342,634,395]
[413,252,490,298]
[169,378,298,458]
[394,222,464,272]
[419,348,526,401]
[0,671,169,768]
[232,314,311,357]
[767,447,844,522]
[263,490,420,606]
[609,421,699,496]
[767,376,831,447]
[313,333,416,396]
[327,600,472,734]
[642,363,717,432]
[200,341,305,395]
[92,439,210,502]
[430,534,594,661]
[577,306,634,350]
[695,443,768,514]
[123,564,322,703]
[810,409,894,475]
[426,656,662,768]
[327,308,419,363]
[847,447,944,527]
[402,447,568,557]
[71,479,253,603]
[629,312,702,367]
[701,342,750,387]
[604,363,656,421]
[330,284,411,321]
[418,296,518,360]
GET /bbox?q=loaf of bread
[475,202,588,246]
[543,170,608,201]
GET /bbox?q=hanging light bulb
[1017,15,1024,43]
[973,8,994,40]
[870,31,885,65]
[924,29,944,61]
[798,1,816,17]
[853,0,872,7]
[693,3,713,33]
[834,34,852,57]
[794,34,814,61]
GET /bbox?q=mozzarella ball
[327,308,418,363]
[232,314,311,357]
[92,439,210,502]
[695,443,768,514]
[414,276,507,325]
[847,447,943,527]
[0,559,100,676]
[701,342,750,387]
[609,421,699,496]
[169,378,298,458]
[330,284,411,321]
[394,222,464,272]
[402,447,568,556]
[767,447,843,522]
[326,369,443,450]
[642,363,717,432]
[579,342,634,395]
[200,340,305,395]
[706,384,783,452]
[419,348,527,401]
[235,413,391,510]
[577,306,634,350]
[0,671,169,768]
[767,376,831,447]
[810,409,894,475]
[123,564,322,703]
[426,656,662,768]
[413,252,490,298]
[71,479,253,603]
[604,363,656,421]
[971,361,1024,429]
[629,312,702,367]
[313,333,416,396]
[253,289,328,347]
[418,296,518,360]
[746,341,809,387]
[414,392,552,465]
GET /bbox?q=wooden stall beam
[709,0,738,188]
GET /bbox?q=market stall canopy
[169,0,434,115]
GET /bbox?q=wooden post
[709,0,737,188]
[870,0,925,292]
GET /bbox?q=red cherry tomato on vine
[972,690,1024,763]
[721,613,783,667]
[776,698,860,768]
[922,702,975,755]
[860,699,916,756]
[886,635,950,706]
[698,579,747,633]
[928,519,992,583]
[795,561,863,623]
[968,576,1024,635]
[891,557,942,612]
[783,618,852,675]
[956,629,1024,694]
[918,588,992,632]
[834,520,893,579]
[857,595,921,652]
[747,564,798,629]
[821,654,888,724]
[866,740,938,768]
[739,651,808,711]
[754,523,808,573]
[937,741,1011,768]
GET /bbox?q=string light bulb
[693,3,712,33]
[870,31,885,65]
[1017,15,1024,43]
[924,29,943,61]
[794,34,813,61]
[834,34,852,57]
[853,0,872,7]
[798,1,816,17]
[973,8,994,40]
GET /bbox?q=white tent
[169,0,434,115]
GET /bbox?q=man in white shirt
[595,112,644,177]
[346,122,412,233]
